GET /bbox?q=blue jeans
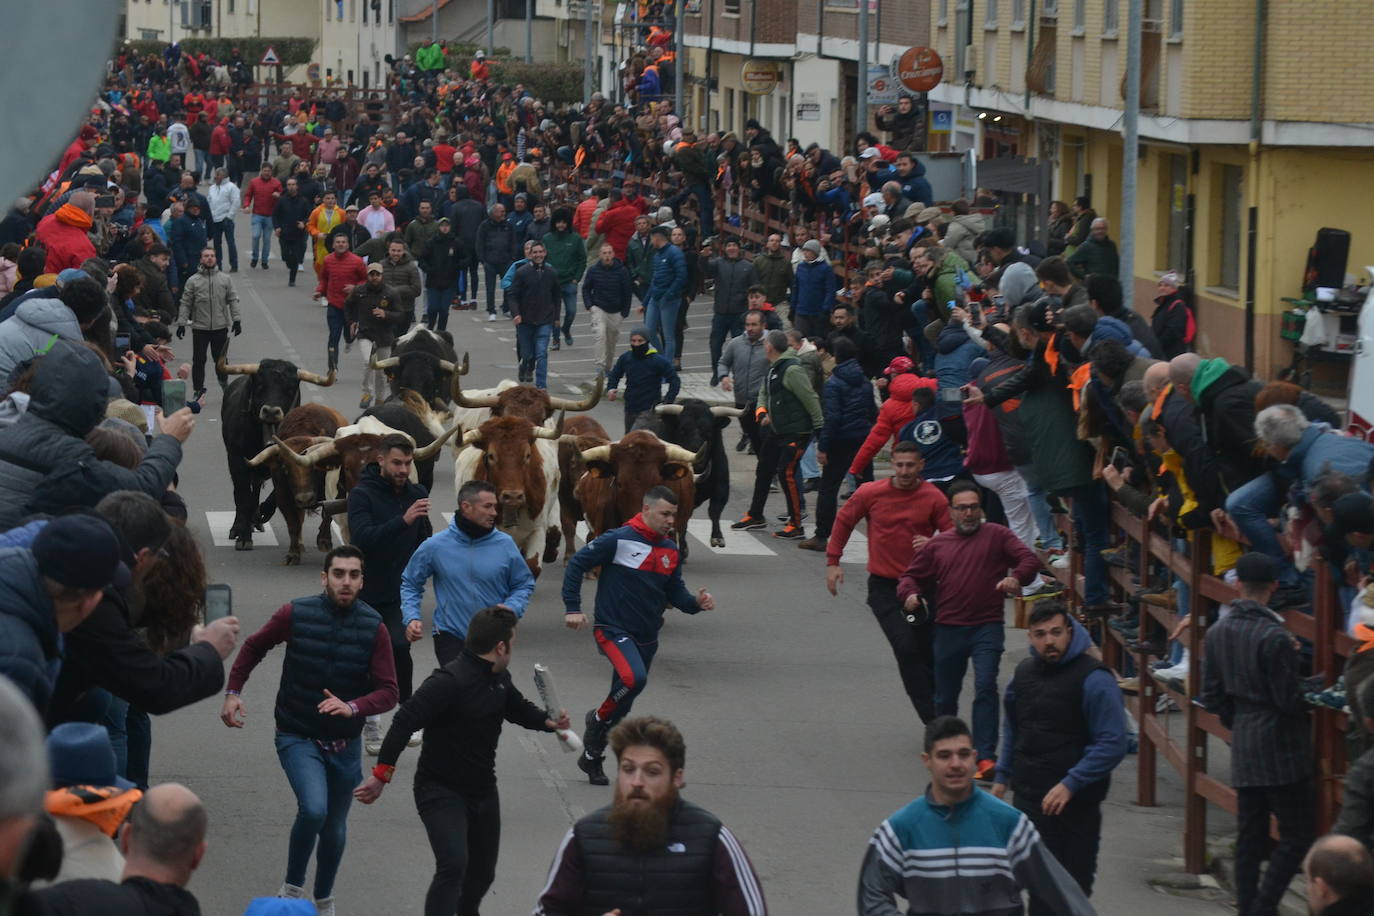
[275,732,361,899]
[933,622,1005,760]
[425,286,455,332]
[516,322,553,388]
[801,439,820,482]
[1226,472,1298,585]
[326,305,347,368]
[644,295,681,363]
[559,281,578,339]
[1015,464,1063,551]
[1063,482,1110,606]
[251,214,273,264]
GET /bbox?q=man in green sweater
[543,207,587,350]
[734,330,823,539]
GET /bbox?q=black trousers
[866,575,936,722]
[1017,793,1104,915]
[738,402,762,454]
[814,436,866,539]
[747,431,809,525]
[280,236,307,284]
[373,602,415,702]
[414,779,501,916]
[434,631,464,668]
[190,328,229,391]
[1235,779,1315,916]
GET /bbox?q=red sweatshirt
[243,176,283,217]
[827,479,952,579]
[897,522,1041,627]
[227,602,398,718]
[315,251,367,309]
[848,373,937,476]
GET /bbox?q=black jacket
[446,197,486,252]
[0,343,182,533]
[419,231,463,290]
[581,259,634,317]
[0,549,60,714]
[1193,365,1265,493]
[346,464,431,621]
[377,648,551,794]
[271,192,312,241]
[22,876,200,915]
[1157,389,1225,524]
[475,216,517,266]
[509,262,562,326]
[49,583,224,726]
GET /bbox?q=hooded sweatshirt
[848,372,937,476]
[36,205,97,274]
[400,515,535,638]
[1086,314,1150,358]
[607,338,680,414]
[995,617,1127,796]
[0,296,84,381]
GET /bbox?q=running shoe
[731,515,767,530]
[773,524,805,539]
[974,758,997,781]
[796,536,827,551]
[775,511,809,522]
[407,728,423,748]
[487,313,498,321]
[363,717,382,756]
[1021,580,1063,600]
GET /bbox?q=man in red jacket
[315,234,367,370]
[594,190,641,261]
[898,481,1042,779]
[210,119,232,174]
[827,441,952,723]
[242,165,283,270]
[36,192,97,274]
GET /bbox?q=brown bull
[246,403,347,565]
[454,413,565,577]
[553,415,611,564]
[576,430,706,560]
[251,420,458,565]
[450,351,604,424]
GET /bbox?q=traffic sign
[260,46,280,66]
[897,46,943,93]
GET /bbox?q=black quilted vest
[1009,650,1111,805]
[573,799,722,916]
[273,593,382,741]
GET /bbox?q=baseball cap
[33,515,130,591]
[1234,552,1278,585]
[884,356,915,376]
[863,192,883,209]
[366,263,384,275]
[345,203,359,212]
[859,147,880,160]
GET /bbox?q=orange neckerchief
[45,785,143,838]
[1354,622,1374,654]
[1068,361,1092,411]
[1044,335,1060,376]
[1151,381,1173,424]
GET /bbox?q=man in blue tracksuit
[992,603,1126,914]
[562,485,715,786]
[790,238,836,339]
[858,715,1095,916]
[400,480,535,667]
[642,226,686,364]
[606,325,681,433]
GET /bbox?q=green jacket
[543,228,587,285]
[626,233,653,294]
[403,217,441,260]
[758,350,823,437]
[751,250,793,305]
[1066,236,1119,279]
[928,252,971,315]
[146,134,170,164]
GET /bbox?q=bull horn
[247,442,280,466]
[300,438,339,466]
[412,422,463,461]
[270,436,316,468]
[654,403,685,416]
[369,355,401,371]
[217,356,259,376]
[461,428,482,446]
[710,405,746,418]
[579,444,612,463]
[664,442,708,466]
[437,358,456,373]
[298,366,337,387]
[450,361,500,408]
[547,370,605,412]
[532,411,566,440]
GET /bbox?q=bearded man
[534,716,768,914]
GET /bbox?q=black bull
[219,356,336,551]
[629,398,743,549]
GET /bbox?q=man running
[563,486,714,786]
[353,606,569,916]
[220,547,397,914]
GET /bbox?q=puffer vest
[1009,650,1110,805]
[573,799,722,916]
[273,593,381,741]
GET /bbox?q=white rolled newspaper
[533,663,582,753]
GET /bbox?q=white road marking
[685,519,777,556]
[206,511,279,547]
[242,281,302,364]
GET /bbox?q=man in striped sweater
[858,716,1095,915]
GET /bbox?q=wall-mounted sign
[897,46,943,93]
[866,64,898,105]
[740,59,780,95]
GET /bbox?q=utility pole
[674,0,685,120]
[525,0,533,62]
[857,0,869,135]
[486,0,494,55]
[432,0,438,42]
[1120,0,1141,310]
[583,0,595,101]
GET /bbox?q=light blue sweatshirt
[400,517,535,638]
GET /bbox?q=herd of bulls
[218,326,744,572]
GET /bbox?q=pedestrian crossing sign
[260,46,280,66]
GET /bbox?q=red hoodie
[36,205,96,273]
[848,373,937,476]
[595,199,639,260]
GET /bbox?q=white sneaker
[407,728,423,748]
[1048,551,1070,569]
[487,313,498,322]
[1151,662,1188,681]
[363,717,382,756]
[315,897,335,916]
[278,883,307,899]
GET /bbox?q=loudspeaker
[1304,227,1350,291]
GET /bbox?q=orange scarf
[45,785,143,837]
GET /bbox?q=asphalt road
[152,209,1230,915]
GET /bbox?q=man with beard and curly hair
[534,716,767,915]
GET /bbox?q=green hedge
[487,61,584,104]
[120,37,317,68]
